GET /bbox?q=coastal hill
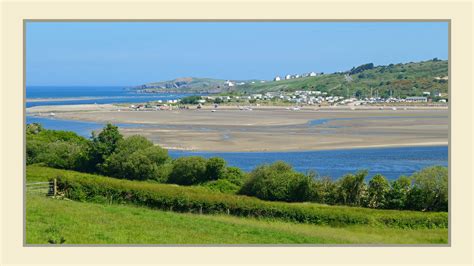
[134,77,259,94]
[133,59,448,98]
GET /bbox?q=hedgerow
[31,166,448,229]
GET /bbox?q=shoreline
[164,142,449,153]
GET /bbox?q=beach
[27,104,448,152]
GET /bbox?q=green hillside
[134,59,448,98]
[234,59,448,98]
[134,77,258,93]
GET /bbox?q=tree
[311,175,339,205]
[168,156,208,185]
[26,124,90,170]
[222,166,246,186]
[367,174,390,208]
[239,161,315,202]
[385,176,411,210]
[205,157,227,181]
[89,124,123,171]
[101,135,169,181]
[119,146,170,181]
[180,95,202,104]
[406,166,448,211]
[26,123,44,135]
[337,170,368,206]
[35,141,88,170]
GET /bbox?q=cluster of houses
[273,71,321,81]
[129,99,181,111]
[204,91,351,106]
[221,71,323,87]
[203,89,447,107]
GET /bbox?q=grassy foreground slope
[26,194,447,244]
[27,166,448,229]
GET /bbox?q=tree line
[26,123,448,212]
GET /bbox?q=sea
[26,86,194,108]
[26,86,449,180]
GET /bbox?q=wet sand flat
[29,105,448,152]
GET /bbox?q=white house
[274,76,281,81]
[406,96,428,102]
[422,91,431,96]
[309,72,317,77]
[285,74,292,80]
[225,80,235,87]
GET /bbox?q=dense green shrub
[205,157,227,181]
[26,124,90,170]
[101,135,170,181]
[311,176,340,205]
[336,170,368,206]
[202,179,241,194]
[88,123,123,170]
[37,166,447,229]
[385,176,411,210]
[406,166,448,212]
[239,161,316,202]
[35,141,89,170]
[168,156,208,185]
[367,174,390,208]
[180,95,202,104]
[221,166,246,186]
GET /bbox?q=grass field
[26,194,447,244]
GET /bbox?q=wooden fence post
[53,178,57,196]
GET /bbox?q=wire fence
[26,179,57,196]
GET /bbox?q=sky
[26,22,448,86]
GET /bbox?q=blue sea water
[168,147,448,180]
[26,86,448,180]
[26,86,196,108]
[26,116,144,138]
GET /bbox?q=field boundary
[26,179,56,196]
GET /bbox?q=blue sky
[26,22,448,86]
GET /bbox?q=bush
[35,141,89,170]
[221,166,246,186]
[180,95,202,104]
[406,166,448,211]
[336,170,368,206]
[26,125,90,170]
[41,166,447,229]
[205,157,227,181]
[89,123,123,170]
[367,174,390,208]
[311,176,339,205]
[239,161,315,202]
[168,156,207,185]
[385,176,411,210]
[101,135,170,181]
[202,179,241,194]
